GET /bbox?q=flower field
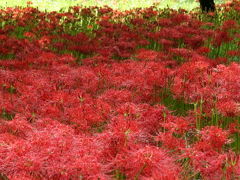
[0,1,240,179]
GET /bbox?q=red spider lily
[162,116,191,135]
[184,35,205,49]
[158,38,174,51]
[0,4,239,179]
[38,36,51,49]
[103,61,170,103]
[196,46,210,55]
[130,17,146,26]
[217,100,240,117]
[198,126,230,151]
[158,18,173,27]
[0,121,110,179]
[135,48,159,61]
[95,115,143,161]
[155,131,186,151]
[99,89,134,108]
[0,114,33,138]
[183,128,230,179]
[141,7,158,19]
[227,50,240,57]
[214,57,228,65]
[222,19,238,31]
[65,98,111,132]
[112,145,181,179]
[235,157,240,177]
[0,34,7,41]
[172,61,240,117]
[172,60,211,102]
[169,48,194,60]
[159,27,185,40]
[185,149,228,180]
[82,55,113,66]
[138,104,169,135]
[170,13,191,25]
[98,6,113,16]
[80,7,94,16]
[213,30,233,47]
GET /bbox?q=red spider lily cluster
[0,1,240,179]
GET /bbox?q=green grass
[0,0,230,12]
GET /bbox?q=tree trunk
[199,0,215,12]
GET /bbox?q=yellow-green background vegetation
[0,0,230,11]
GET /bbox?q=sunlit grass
[0,0,229,12]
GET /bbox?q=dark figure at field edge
[199,0,216,12]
